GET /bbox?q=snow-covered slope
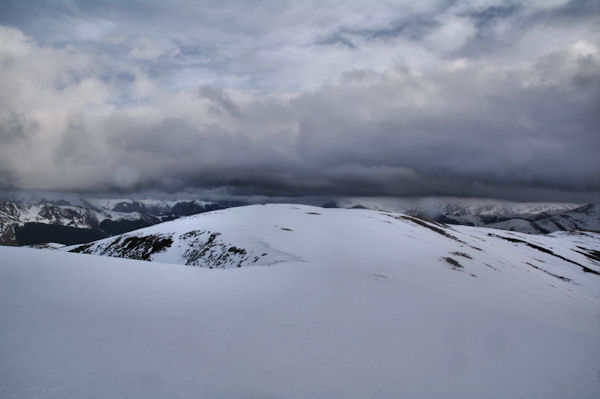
[67,204,600,279]
[1,205,599,398]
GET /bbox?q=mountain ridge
[65,204,600,281]
[1,193,598,247]
[0,198,245,246]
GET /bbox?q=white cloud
[424,15,476,53]
[127,37,180,61]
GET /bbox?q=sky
[0,0,598,202]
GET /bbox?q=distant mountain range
[0,197,245,246]
[333,198,599,234]
[0,191,598,246]
[407,202,600,234]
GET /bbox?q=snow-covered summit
[66,204,600,288]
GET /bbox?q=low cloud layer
[0,0,598,201]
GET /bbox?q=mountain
[66,204,600,277]
[1,192,598,247]
[485,202,600,233]
[2,204,599,398]
[0,197,245,246]
[337,197,599,234]
[425,202,600,234]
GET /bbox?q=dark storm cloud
[0,1,598,201]
[292,60,600,195]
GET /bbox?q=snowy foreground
[1,205,599,398]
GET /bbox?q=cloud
[0,1,598,201]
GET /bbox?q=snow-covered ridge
[66,204,600,287]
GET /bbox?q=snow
[25,242,65,249]
[337,196,580,217]
[2,204,600,398]
[336,197,597,233]
[0,202,145,229]
[85,198,215,212]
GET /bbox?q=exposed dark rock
[574,247,600,263]
[451,251,472,259]
[443,257,463,270]
[70,233,173,261]
[398,215,465,244]
[524,262,572,282]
